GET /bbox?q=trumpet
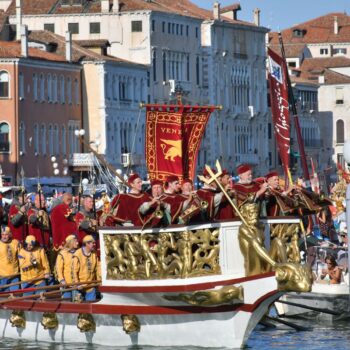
[190,192,208,210]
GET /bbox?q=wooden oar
[276,299,341,316]
[0,283,100,305]
[0,276,45,291]
[265,315,309,331]
[0,273,20,280]
[0,280,101,297]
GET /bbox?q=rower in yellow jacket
[72,235,100,301]
[0,226,20,291]
[55,234,79,300]
[18,235,50,295]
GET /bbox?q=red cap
[265,171,279,180]
[182,178,193,185]
[151,179,163,187]
[236,164,252,175]
[128,173,141,185]
[220,169,229,177]
[203,167,216,177]
[165,175,179,184]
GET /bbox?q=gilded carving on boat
[77,313,96,333]
[163,285,244,306]
[104,228,221,280]
[238,199,312,293]
[41,312,58,330]
[9,310,25,328]
[270,223,301,263]
[121,314,141,334]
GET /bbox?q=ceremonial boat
[0,215,311,348]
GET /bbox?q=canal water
[0,318,350,349]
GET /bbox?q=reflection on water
[1,320,350,350]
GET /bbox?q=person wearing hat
[0,226,20,292]
[181,179,193,196]
[216,169,237,220]
[50,192,78,250]
[27,193,51,249]
[55,234,79,300]
[75,195,98,244]
[72,235,100,301]
[196,168,226,220]
[18,235,50,295]
[105,173,152,227]
[8,188,29,243]
[232,164,268,207]
[160,175,192,224]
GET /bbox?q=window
[131,21,142,32]
[195,27,199,38]
[61,125,66,155]
[186,25,189,37]
[268,123,272,139]
[288,61,296,68]
[0,71,9,98]
[336,87,344,104]
[44,23,55,33]
[180,24,183,36]
[333,48,347,55]
[152,51,157,81]
[54,124,59,155]
[293,29,305,37]
[67,77,72,104]
[162,21,165,33]
[168,23,171,34]
[19,122,25,154]
[47,74,52,102]
[74,79,79,105]
[39,73,45,102]
[320,48,328,55]
[40,124,46,155]
[90,22,100,34]
[48,124,54,155]
[336,119,344,144]
[19,72,24,99]
[196,56,200,85]
[60,75,65,104]
[0,122,10,152]
[33,73,38,101]
[119,81,126,100]
[34,123,39,154]
[152,20,155,32]
[53,74,58,102]
[68,23,79,34]
[186,55,190,81]
[163,52,167,81]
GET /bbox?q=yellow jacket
[0,239,20,276]
[72,248,100,284]
[55,249,76,284]
[18,247,50,284]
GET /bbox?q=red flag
[145,106,214,181]
[267,48,291,176]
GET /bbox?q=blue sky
[191,0,350,31]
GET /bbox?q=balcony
[69,153,94,168]
[121,153,143,167]
[168,79,192,94]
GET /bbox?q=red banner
[267,48,291,176]
[145,106,213,182]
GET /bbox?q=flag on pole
[267,48,291,177]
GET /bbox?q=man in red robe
[28,193,51,248]
[232,164,268,207]
[216,169,236,220]
[160,175,191,224]
[8,189,28,243]
[50,193,78,250]
[105,174,153,227]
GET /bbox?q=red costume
[232,182,261,207]
[160,193,188,223]
[106,192,151,227]
[27,207,51,248]
[8,203,27,243]
[50,203,78,249]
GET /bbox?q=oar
[0,280,101,297]
[276,299,342,316]
[0,276,45,291]
[0,273,20,280]
[265,315,309,331]
[0,283,100,305]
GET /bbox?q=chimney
[213,2,221,21]
[101,0,109,13]
[20,25,28,58]
[65,31,72,63]
[253,8,260,26]
[16,0,22,41]
[112,0,119,13]
[334,16,339,34]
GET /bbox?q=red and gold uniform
[8,201,27,243]
[28,207,51,248]
[0,236,19,277]
[50,203,78,249]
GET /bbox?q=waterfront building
[6,0,271,176]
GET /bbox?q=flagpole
[278,32,311,189]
